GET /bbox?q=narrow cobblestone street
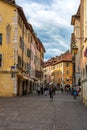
[0,93,87,130]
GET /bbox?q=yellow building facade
[52,52,73,88]
[0,0,31,96]
[44,51,73,89]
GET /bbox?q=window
[66,70,69,74]
[0,54,2,67]
[66,62,69,67]
[18,56,22,67]
[18,15,23,29]
[6,24,11,43]
[66,78,69,82]
[20,37,24,51]
[31,36,32,43]
[27,49,30,57]
[0,34,2,45]
[86,65,87,77]
[42,52,44,58]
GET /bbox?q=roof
[3,0,29,29]
[3,0,17,7]
[28,24,45,53]
[5,0,15,4]
[44,50,72,67]
[37,38,46,53]
[3,0,46,53]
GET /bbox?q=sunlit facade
[80,0,87,105]
[44,51,73,88]
[71,0,87,106]
[0,0,45,96]
[71,6,81,88]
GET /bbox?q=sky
[16,0,80,61]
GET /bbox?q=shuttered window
[0,54,2,67]
[0,34,2,45]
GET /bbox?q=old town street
[0,93,87,130]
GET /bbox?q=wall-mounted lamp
[72,44,78,55]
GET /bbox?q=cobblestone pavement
[0,93,87,130]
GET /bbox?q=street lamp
[72,44,78,55]
[72,44,78,88]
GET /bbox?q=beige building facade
[80,0,87,105]
[71,6,81,88]
[71,0,87,106]
[35,38,45,87]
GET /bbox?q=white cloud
[44,48,63,60]
[16,0,80,59]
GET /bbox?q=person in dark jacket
[49,86,53,100]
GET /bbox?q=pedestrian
[49,86,53,101]
[53,86,56,95]
[61,87,63,93]
[40,86,44,95]
[71,87,74,96]
[78,87,81,94]
[44,86,48,96]
[73,89,77,99]
[37,86,40,95]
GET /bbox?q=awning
[23,75,29,80]
[30,76,38,81]
[17,71,29,80]
[49,82,53,86]
[29,78,34,82]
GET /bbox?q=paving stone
[0,93,87,130]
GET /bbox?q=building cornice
[2,0,29,29]
[71,5,80,25]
